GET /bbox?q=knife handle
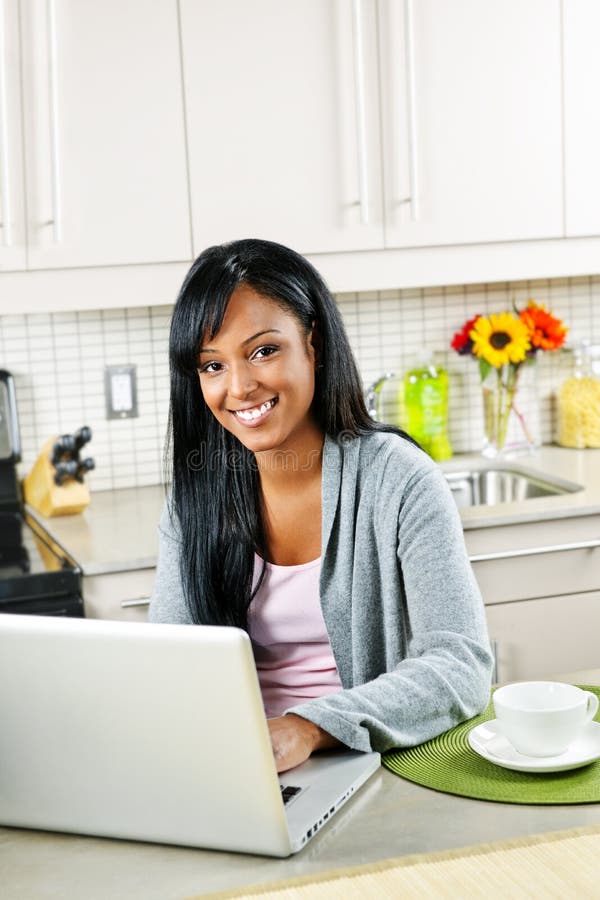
[73,426,92,451]
[54,459,79,486]
[50,441,62,466]
[50,434,76,465]
[75,457,95,482]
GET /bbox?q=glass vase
[481,360,539,457]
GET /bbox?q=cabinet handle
[46,0,62,242]
[0,0,12,247]
[404,0,419,221]
[470,538,600,563]
[490,638,499,685]
[351,0,370,225]
[121,597,151,609]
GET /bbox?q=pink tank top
[248,555,343,718]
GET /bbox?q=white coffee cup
[492,681,599,757]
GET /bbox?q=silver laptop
[0,613,380,856]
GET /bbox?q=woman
[150,238,493,772]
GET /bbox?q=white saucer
[468,719,600,773]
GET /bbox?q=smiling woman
[196,284,320,460]
[150,239,493,773]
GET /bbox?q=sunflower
[519,301,568,352]
[469,312,531,368]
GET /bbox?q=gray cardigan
[149,431,493,753]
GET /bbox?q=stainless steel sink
[443,464,583,509]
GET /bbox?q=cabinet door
[20,0,191,270]
[83,569,154,622]
[0,0,26,271]
[563,0,600,236]
[180,0,384,256]
[486,591,600,683]
[379,0,563,248]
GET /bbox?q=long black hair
[167,238,415,629]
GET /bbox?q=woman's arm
[148,500,192,624]
[284,462,493,753]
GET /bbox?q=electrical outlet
[105,365,138,419]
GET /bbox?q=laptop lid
[0,614,380,856]
[0,614,293,855]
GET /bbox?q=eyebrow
[199,329,282,354]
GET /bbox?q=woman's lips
[230,396,278,427]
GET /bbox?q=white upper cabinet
[0,0,26,271]
[4,0,600,307]
[563,0,600,237]
[19,0,191,270]
[181,0,564,258]
[379,0,564,248]
[179,0,384,256]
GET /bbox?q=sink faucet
[365,372,396,420]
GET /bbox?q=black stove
[0,370,83,617]
[0,511,83,616]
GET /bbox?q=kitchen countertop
[27,484,166,576]
[26,446,600,576]
[2,668,599,900]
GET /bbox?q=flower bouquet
[451,301,567,455]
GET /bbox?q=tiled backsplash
[338,276,599,455]
[1,275,598,491]
[0,308,171,491]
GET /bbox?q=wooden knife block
[23,437,90,517]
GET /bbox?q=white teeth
[235,399,274,421]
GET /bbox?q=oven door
[0,515,84,617]
[0,594,84,616]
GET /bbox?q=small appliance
[0,370,83,616]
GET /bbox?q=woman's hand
[267,714,342,773]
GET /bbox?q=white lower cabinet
[83,568,154,623]
[485,590,600,683]
[79,514,600,679]
[467,515,600,683]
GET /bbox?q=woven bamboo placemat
[382,684,600,804]
[195,825,600,899]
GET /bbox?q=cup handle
[583,691,599,725]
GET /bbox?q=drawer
[83,569,155,622]
[465,515,600,604]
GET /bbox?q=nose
[227,361,259,400]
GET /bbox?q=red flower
[519,301,568,353]
[451,315,481,355]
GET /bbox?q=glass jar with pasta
[557,341,600,448]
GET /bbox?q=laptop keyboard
[280,785,302,805]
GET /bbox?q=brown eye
[199,361,222,374]
[252,345,279,360]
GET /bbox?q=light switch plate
[105,365,138,419]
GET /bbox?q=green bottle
[403,353,452,461]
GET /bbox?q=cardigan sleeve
[148,500,193,625]
[285,460,494,753]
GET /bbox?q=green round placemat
[382,685,600,804]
